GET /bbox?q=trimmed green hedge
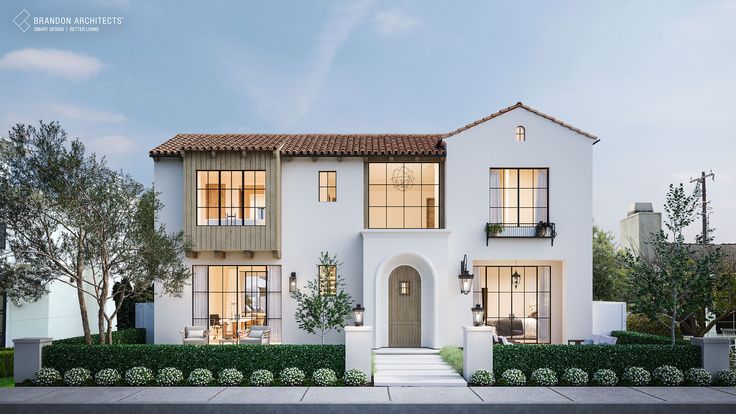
[611,331,687,345]
[43,344,344,377]
[53,328,146,345]
[0,349,12,378]
[494,344,700,376]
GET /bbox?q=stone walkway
[1,386,736,413]
[373,348,466,386]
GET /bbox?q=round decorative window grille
[391,166,415,191]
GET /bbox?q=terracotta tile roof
[446,102,599,142]
[149,102,597,157]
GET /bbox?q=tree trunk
[74,248,93,345]
[671,285,677,346]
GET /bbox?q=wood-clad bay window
[367,162,441,229]
[197,170,266,226]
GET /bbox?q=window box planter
[485,222,556,246]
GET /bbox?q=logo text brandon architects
[13,9,124,33]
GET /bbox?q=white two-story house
[151,102,598,347]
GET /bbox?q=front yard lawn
[0,377,14,387]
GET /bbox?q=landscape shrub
[34,368,61,386]
[95,368,121,386]
[591,369,618,386]
[530,368,558,386]
[626,314,682,338]
[43,344,344,378]
[125,366,153,386]
[494,344,699,376]
[620,367,650,386]
[250,369,274,386]
[0,349,13,378]
[54,328,146,345]
[63,368,91,386]
[560,368,588,386]
[469,369,495,386]
[343,369,368,386]
[313,368,338,386]
[218,368,244,386]
[499,369,526,386]
[610,331,686,345]
[188,368,214,386]
[156,367,184,386]
[684,368,711,386]
[652,365,684,386]
[280,367,306,386]
[714,370,736,386]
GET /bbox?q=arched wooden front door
[388,265,421,347]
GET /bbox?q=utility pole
[690,170,715,244]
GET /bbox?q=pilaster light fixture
[289,272,297,293]
[352,304,365,326]
[458,254,474,295]
[472,304,485,326]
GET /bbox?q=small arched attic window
[515,126,526,142]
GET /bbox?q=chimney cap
[627,202,654,216]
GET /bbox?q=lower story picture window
[192,265,282,343]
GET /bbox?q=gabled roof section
[445,102,599,143]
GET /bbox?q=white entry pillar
[345,326,373,379]
[462,326,493,382]
[13,337,53,384]
[690,337,731,374]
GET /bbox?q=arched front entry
[388,265,421,347]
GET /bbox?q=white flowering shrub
[95,369,121,386]
[344,369,368,386]
[499,369,526,386]
[312,368,338,386]
[652,365,683,386]
[34,368,62,386]
[560,368,588,386]
[684,368,711,386]
[188,368,214,386]
[591,369,618,386]
[125,366,154,386]
[280,367,306,386]
[218,368,244,386]
[63,368,92,386]
[469,369,495,386]
[714,370,736,386]
[620,367,650,386]
[250,369,274,386]
[530,368,558,386]
[156,367,184,386]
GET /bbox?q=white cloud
[0,48,103,81]
[373,10,420,36]
[86,135,135,156]
[49,104,126,123]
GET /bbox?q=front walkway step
[373,348,466,387]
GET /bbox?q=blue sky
[1,0,735,242]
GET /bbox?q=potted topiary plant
[535,221,552,237]
[485,223,503,236]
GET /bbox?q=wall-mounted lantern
[472,304,485,326]
[289,272,297,293]
[352,304,365,326]
[458,254,474,295]
[512,270,521,289]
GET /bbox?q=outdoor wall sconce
[289,272,297,293]
[458,254,474,295]
[472,304,485,326]
[352,304,365,326]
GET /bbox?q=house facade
[151,102,598,347]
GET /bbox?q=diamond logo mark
[13,9,31,32]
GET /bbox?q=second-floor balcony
[485,222,556,246]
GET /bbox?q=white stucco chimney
[620,202,662,257]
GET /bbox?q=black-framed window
[368,162,441,229]
[318,171,337,202]
[399,281,410,295]
[473,265,551,343]
[318,265,337,296]
[489,168,548,225]
[515,126,526,142]
[196,170,266,226]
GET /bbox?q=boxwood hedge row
[43,344,344,377]
[610,330,687,345]
[494,344,700,376]
[0,349,13,377]
[53,328,146,345]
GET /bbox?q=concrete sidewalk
[1,386,736,413]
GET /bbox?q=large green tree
[592,225,628,301]
[0,122,189,344]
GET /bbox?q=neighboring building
[151,102,598,347]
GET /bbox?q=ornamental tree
[291,252,354,344]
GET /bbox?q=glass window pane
[327,187,336,202]
[503,208,518,224]
[519,189,534,208]
[197,208,208,225]
[404,207,421,228]
[503,189,518,207]
[519,207,534,224]
[404,183,421,206]
[197,171,208,188]
[369,163,386,184]
[319,172,327,186]
[386,185,403,206]
[519,169,534,188]
[422,185,439,207]
[499,267,511,291]
[404,163,421,188]
[512,292,525,318]
[488,267,499,292]
[319,187,328,202]
[504,169,518,188]
[369,207,386,228]
[208,171,219,186]
[207,208,218,225]
[244,171,255,187]
[386,207,403,228]
[422,163,440,186]
[421,206,439,228]
[369,185,386,206]
[327,172,336,187]
[209,266,223,291]
[254,189,266,207]
[255,171,266,188]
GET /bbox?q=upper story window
[197,170,266,226]
[318,171,337,202]
[515,126,526,142]
[368,162,441,229]
[489,168,548,225]
[318,265,337,296]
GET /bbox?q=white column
[345,326,373,379]
[690,337,731,374]
[462,326,493,382]
[13,337,53,384]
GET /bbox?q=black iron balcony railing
[485,222,556,246]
